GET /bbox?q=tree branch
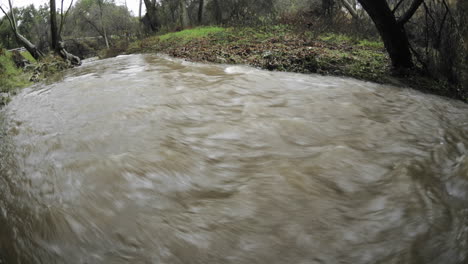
[7,0,18,31]
[82,15,105,37]
[0,5,16,32]
[392,0,405,13]
[341,0,358,19]
[59,0,74,36]
[397,0,424,26]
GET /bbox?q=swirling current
[0,54,467,263]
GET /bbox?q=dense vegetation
[0,0,467,101]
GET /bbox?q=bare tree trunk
[15,33,44,60]
[213,0,222,23]
[322,0,335,16]
[139,0,143,20]
[179,0,188,28]
[102,27,110,49]
[357,0,417,69]
[50,0,81,65]
[198,0,204,24]
[97,0,110,49]
[143,0,160,31]
[341,0,358,18]
[59,0,74,37]
[50,0,60,51]
[0,0,44,60]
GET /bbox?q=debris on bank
[125,26,465,102]
[0,48,79,106]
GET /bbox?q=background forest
[1,0,467,98]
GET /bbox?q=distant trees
[139,0,277,32]
[178,0,189,28]
[197,0,204,24]
[67,0,136,44]
[0,0,465,87]
[341,0,359,19]
[97,0,110,48]
[0,0,135,61]
[0,0,44,59]
[356,0,466,81]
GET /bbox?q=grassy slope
[0,50,32,94]
[127,26,466,102]
[0,49,74,106]
[128,26,389,82]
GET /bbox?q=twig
[409,43,429,73]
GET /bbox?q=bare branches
[397,0,424,25]
[8,0,17,29]
[0,0,18,33]
[59,0,75,36]
[0,5,16,32]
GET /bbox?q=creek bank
[122,26,466,102]
[0,49,78,106]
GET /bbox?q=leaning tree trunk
[0,1,44,60]
[341,0,358,19]
[357,0,413,69]
[15,33,44,60]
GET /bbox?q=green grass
[128,26,228,53]
[358,39,384,49]
[317,33,384,50]
[318,33,354,44]
[0,49,31,94]
[159,26,226,42]
[127,26,390,83]
[346,49,388,80]
[21,51,36,63]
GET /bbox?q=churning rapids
[1,54,468,264]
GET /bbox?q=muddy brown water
[1,54,468,264]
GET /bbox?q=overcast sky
[1,0,143,16]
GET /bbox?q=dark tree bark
[397,0,424,25]
[322,0,335,16]
[143,0,160,32]
[198,0,204,24]
[50,0,60,51]
[213,0,222,23]
[357,0,416,69]
[50,0,81,65]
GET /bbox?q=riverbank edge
[2,26,465,107]
[115,26,466,103]
[0,49,76,106]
